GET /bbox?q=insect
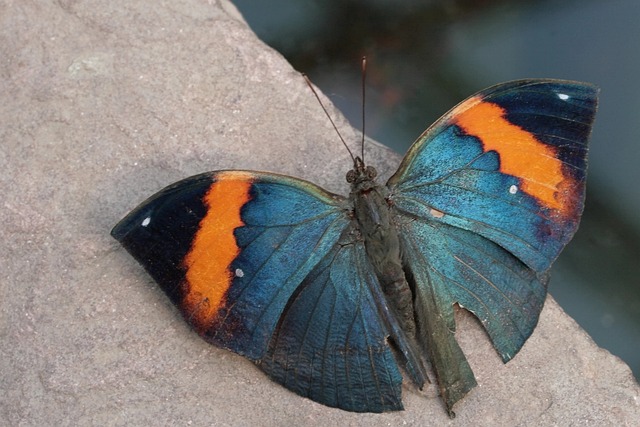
[111,75,598,416]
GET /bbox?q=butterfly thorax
[347,157,417,336]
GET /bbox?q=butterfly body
[112,80,598,415]
[349,158,414,334]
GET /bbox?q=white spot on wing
[557,93,570,100]
[509,185,518,195]
[235,268,244,278]
[430,208,445,218]
[141,217,151,227]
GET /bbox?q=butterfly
[111,78,598,416]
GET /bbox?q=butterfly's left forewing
[112,171,349,360]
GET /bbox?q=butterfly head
[346,156,378,191]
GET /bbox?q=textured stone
[1,1,638,425]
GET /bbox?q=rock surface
[1,1,638,425]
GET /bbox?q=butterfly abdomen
[351,178,416,333]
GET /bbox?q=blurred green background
[232,0,640,380]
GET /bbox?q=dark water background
[233,0,640,380]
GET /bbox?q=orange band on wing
[453,97,568,212]
[182,171,253,332]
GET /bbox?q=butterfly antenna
[360,56,367,163]
[302,73,356,164]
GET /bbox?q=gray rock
[1,1,638,425]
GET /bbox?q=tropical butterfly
[111,77,598,416]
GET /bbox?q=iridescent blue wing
[112,171,348,360]
[390,80,597,272]
[387,80,598,411]
[260,234,405,412]
[111,171,410,412]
